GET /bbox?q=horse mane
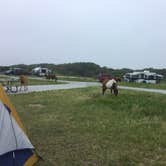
[102,78,110,85]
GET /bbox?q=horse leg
[102,86,107,95]
[110,88,113,94]
[114,88,118,96]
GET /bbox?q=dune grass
[9,87,166,166]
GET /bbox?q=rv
[123,71,163,84]
[32,67,51,76]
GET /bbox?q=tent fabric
[0,149,33,166]
[0,85,39,166]
[0,101,34,155]
[0,85,24,130]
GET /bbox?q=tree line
[0,62,165,79]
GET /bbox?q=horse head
[114,77,121,82]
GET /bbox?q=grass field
[119,81,166,90]
[28,78,63,85]
[0,75,63,86]
[9,87,166,166]
[57,75,96,82]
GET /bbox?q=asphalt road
[16,80,166,95]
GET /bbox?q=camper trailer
[32,67,51,76]
[123,71,163,84]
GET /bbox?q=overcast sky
[0,0,166,69]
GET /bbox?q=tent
[0,85,39,166]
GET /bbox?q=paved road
[16,80,166,95]
[27,81,99,92]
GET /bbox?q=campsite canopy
[0,85,39,166]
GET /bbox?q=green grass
[0,75,64,86]
[0,74,11,79]
[57,75,96,82]
[9,87,166,165]
[28,78,63,85]
[119,81,166,90]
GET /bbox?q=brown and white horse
[102,78,118,96]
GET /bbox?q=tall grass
[9,87,166,166]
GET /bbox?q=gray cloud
[0,0,166,68]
